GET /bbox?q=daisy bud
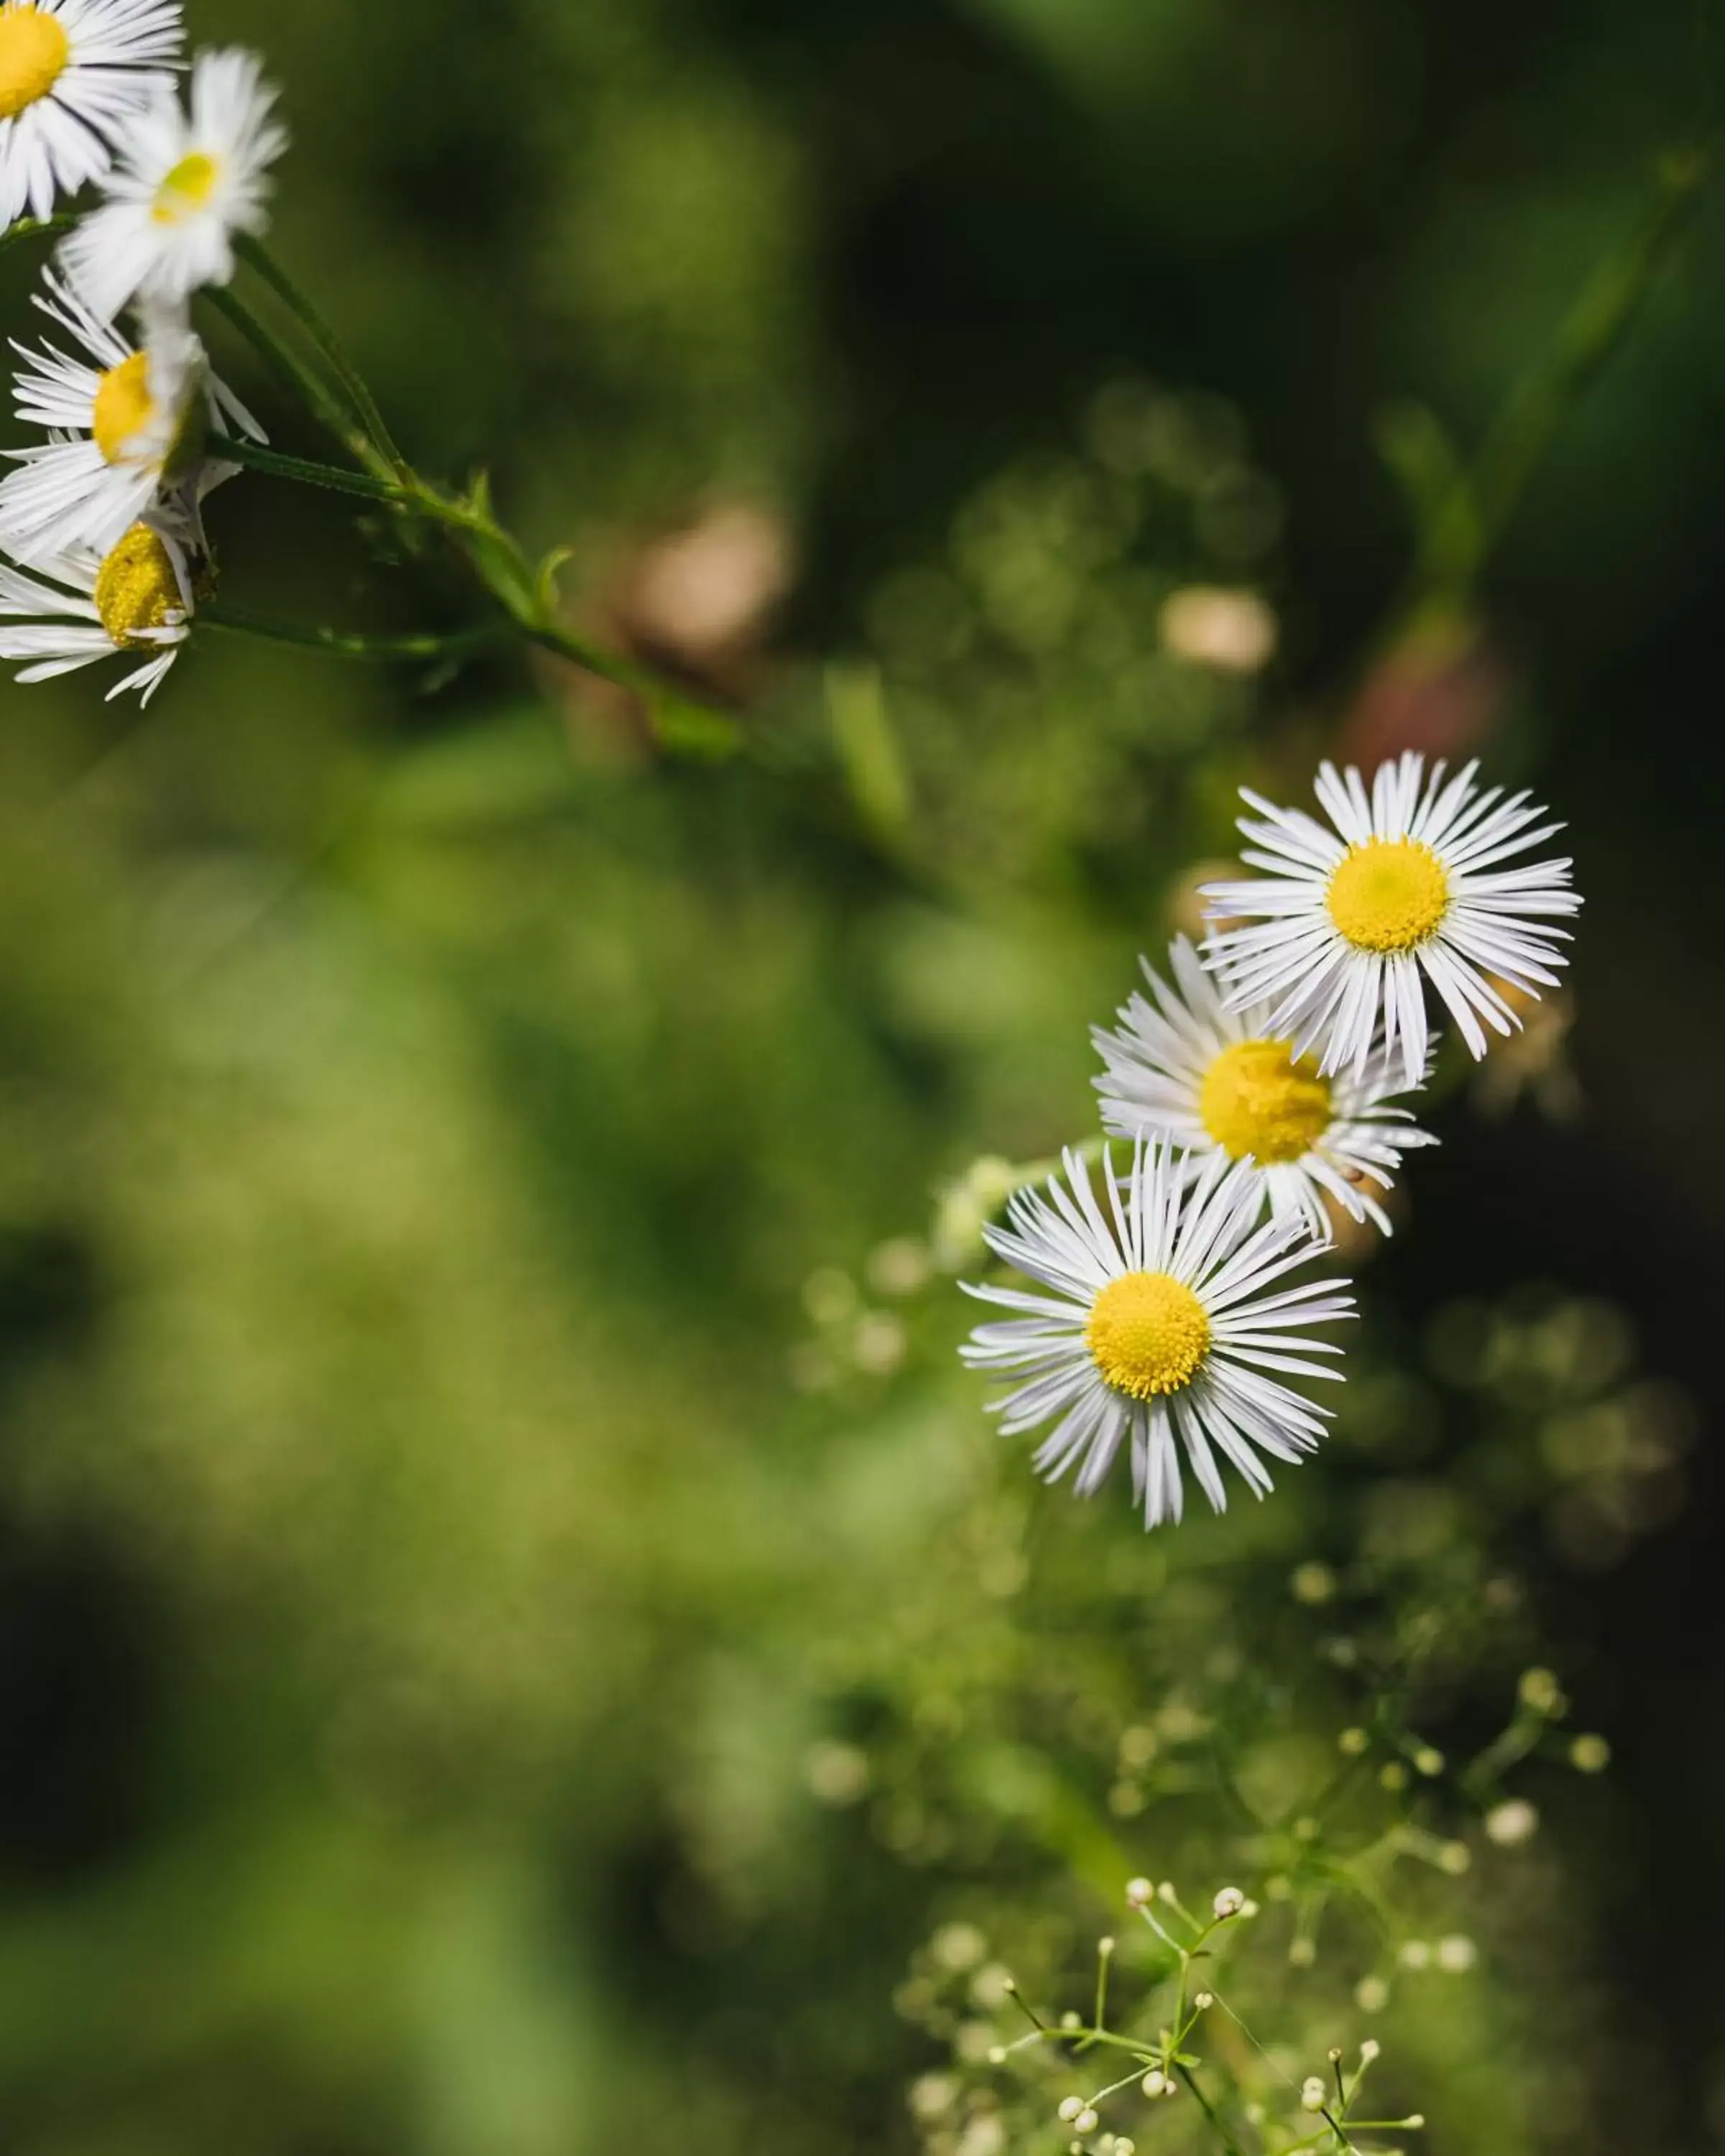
[1301,2078,1328,2113]
[1194,1991,1213,2010]
[1124,1876,1156,1907]
[1360,2039,1381,2062]
[1213,1886,1245,1920]
[1437,1935,1478,1973]
[1074,2109,1099,2135]
[1140,2073,1169,2099]
[1058,2099,1084,2123]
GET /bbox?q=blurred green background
[0,0,1721,2150]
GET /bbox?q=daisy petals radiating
[960,1142,1355,1530]
[1093,934,1437,1238]
[1201,751,1581,1087]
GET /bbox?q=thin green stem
[1401,142,1715,626]
[1174,2065,1247,2156]
[237,234,409,476]
[0,212,78,262]
[206,431,410,505]
[1092,1938,1113,2035]
[201,604,507,665]
[202,282,397,482]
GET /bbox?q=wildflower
[1202,753,1581,1087]
[62,46,285,318]
[1095,936,1436,1236]
[0,270,259,562]
[0,0,181,229]
[1301,2078,1329,2114]
[0,517,191,700]
[960,1143,1354,1529]
[1124,1876,1156,1907]
[1213,1886,1245,1920]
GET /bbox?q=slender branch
[206,431,410,505]
[1401,142,1715,624]
[236,234,410,476]
[202,282,397,482]
[0,212,78,261]
[201,603,507,664]
[520,619,744,757]
[1174,2064,1248,2156]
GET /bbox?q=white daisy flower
[0,515,193,701]
[0,270,259,562]
[960,1141,1354,1529]
[0,0,182,231]
[1201,752,1581,1088]
[1093,936,1436,1238]
[60,45,284,320]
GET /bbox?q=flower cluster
[962,751,1581,1529]
[0,6,282,701]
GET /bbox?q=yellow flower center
[94,525,181,649]
[152,150,220,224]
[92,351,157,465]
[1085,1271,1210,1401]
[1199,1038,1333,1164]
[1326,837,1450,952]
[0,5,69,124]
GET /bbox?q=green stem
[203,283,396,482]
[0,212,78,262]
[206,431,410,505]
[201,604,507,665]
[1407,142,1714,623]
[1174,2065,1248,2156]
[236,234,410,476]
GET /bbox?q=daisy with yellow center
[1094,936,1436,1238]
[0,0,180,231]
[0,268,262,563]
[960,1142,1354,1529]
[0,516,192,701]
[60,46,283,321]
[1202,752,1581,1087]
